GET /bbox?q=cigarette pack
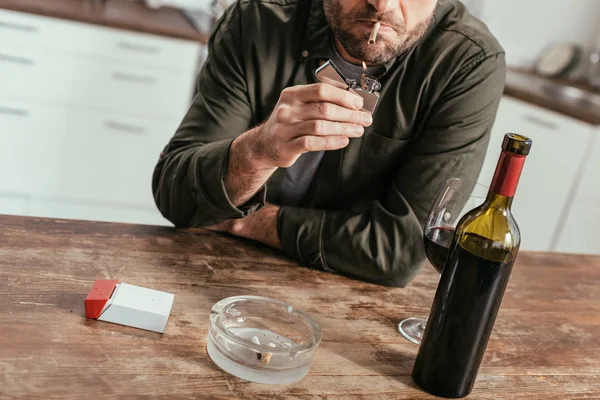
[84,279,174,333]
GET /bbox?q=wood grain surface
[1,214,599,399]
[0,0,208,42]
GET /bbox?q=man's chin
[346,43,397,65]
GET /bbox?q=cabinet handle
[112,72,156,85]
[0,20,39,33]
[0,52,34,65]
[116,41,160,54]
[523,114,558,131]
[0,107,28,117]
[104,120,146,135]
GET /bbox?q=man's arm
[223,130,275,207]
[223,84,370,207]
[272,53,507,287]
[152,4,258,227]
[206,203,282,250]
[153,3,371,227]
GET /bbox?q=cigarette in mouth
[368,22,381,45]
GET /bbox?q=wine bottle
[412,133,532,398]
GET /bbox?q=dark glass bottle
[412,133,533,398]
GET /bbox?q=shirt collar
[300,0,331,61]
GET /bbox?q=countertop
[0,0,208,42]
[1,214,599,398]
[505,68,600,125]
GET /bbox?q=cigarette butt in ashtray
[368,22,381,45]
[252,336,276,364]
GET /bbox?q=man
[152,0,505,287]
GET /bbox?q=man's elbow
[369,256,425,287]
[327,252,425,288]
[152,192,190,229]
[359,236,427,287]
[152,167,196,229]
[153,184,228,230]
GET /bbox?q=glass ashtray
[206,295,322,384]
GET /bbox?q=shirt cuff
[191,138,267,222]
[277,206,329,270]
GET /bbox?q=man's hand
[224,83,373,207]
[206,204,282,250]
[250,83,373,168]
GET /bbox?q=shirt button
[301,50,309,58]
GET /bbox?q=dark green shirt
[152,0,506,287]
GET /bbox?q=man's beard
[323,0,433,64]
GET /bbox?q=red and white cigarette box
[85,280,174,333]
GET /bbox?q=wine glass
[398,178,488,345]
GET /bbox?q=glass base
[398,317,427,345]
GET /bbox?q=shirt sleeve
[277,52,506,287]
[152,3,266,228]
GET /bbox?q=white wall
[474,0,600,67]
[460,0,484,19]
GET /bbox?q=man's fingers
[297,120,364,138]
[302,102,373,126]
[291,135,350,153]
[290,83,364,110]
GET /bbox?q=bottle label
[490,152,526,197]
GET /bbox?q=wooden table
[1,215,599,399]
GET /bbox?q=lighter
[315,59,381,114]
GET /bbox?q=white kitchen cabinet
[58,108,179,206]
[477,96,595,252]
[0,98,69,196]
[0,42,75,104]
[0,9,202,227]
[68,56,195,118]
[77,22,201,72]
[0,9,200,72]
[555,134,600,255]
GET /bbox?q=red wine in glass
[423,226,455,273]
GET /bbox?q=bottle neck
[484,192,513,211]
[486,150,526,210]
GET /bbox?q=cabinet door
[0,9,61,49]
[67,56,195,119]
[0,98,68,196]
[58,108,179,206]
[0,9,201,72]
[477,96,594,252]
[79,22,201,72]
[0,42,74,104]
[555,134,600,255]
